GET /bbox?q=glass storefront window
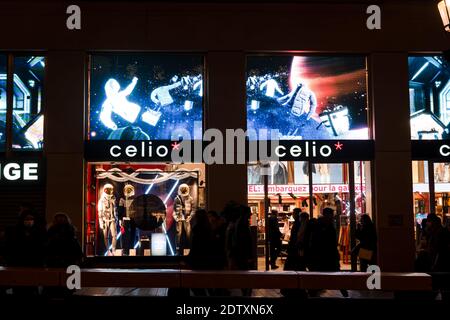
[85,162,205,257]
[12,56,45,150]
[88,54,204,141]
[412,160,431,242]
[247,160,371,270]
[0,54,6,151]
[434,162,450,225]
[354,161,372,217]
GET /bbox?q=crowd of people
[415,213,450,273]
[0,203,82,296]
[4,201,450,298]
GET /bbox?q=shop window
[412,161,430,240]
[88,54,204,141]
[0,54,44,151]
[85,162,205,257]
[434,162,450,224]
[0,54,7,151]
[409,55,450,140]
[246,55,369,140]
[247,160,372,270]
[12,56,44,150]
[354,161,372,218]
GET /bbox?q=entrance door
[247,160,372,271]
[434,162,450,225]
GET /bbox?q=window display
[0,54,6,151]
[409,55,450,140]
[246,55,368,140]
[12,56,45,150]
[86,163,204,257]
[89,54,204,141]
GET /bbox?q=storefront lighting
[438,0,450,32]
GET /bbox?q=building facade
[0,0,449,271]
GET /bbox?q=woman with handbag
[355,214,377,272]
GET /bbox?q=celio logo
[0,162,39,181]
[274,141,335,158]
[440,144,450,157]
[110,142,169,159]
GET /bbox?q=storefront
[245,54,374,270]
[82,53,205,258]
[410,54,450,236]
[0,1,445,272]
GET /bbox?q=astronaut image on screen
[98,183,118,256]
[409,56,450,140]
[90,54,203,140]
[246,56,368,140]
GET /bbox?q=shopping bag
[358,248,373,261]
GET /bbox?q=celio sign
[85,140,374,162]
[0,160,40,184]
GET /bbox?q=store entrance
[247,161,371,271]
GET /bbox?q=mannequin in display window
[98,183,117,255]
[118,184,136,254]
[317,163,330,184]
[173,183,196,254]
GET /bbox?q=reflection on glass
[248,161,289,185]
[434,162,450,224]
[12,56,45,150]
[89,54,204,141]
[354,161,371,217]
[246,55,369,140]
[409,56,450,140]
[0,55,7,151]
[413,161,430,224]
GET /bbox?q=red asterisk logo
[171,142,180,150]
[334,141,343,151]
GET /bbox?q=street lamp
[438,0,450,32]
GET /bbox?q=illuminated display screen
[0,54,6,151]
[246,55,369,140]
[12,56,45,150]
[409,56,450,140]
[89,54,203,141]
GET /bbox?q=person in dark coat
[46,212,83,268]
[268,211,282,269]
[284,208,301,271]
[188,209,213,270]
[4,210,47,295]
[226,205,254,296]
[188,209,213,296]
[308,208,347,297]
[308,208,340,272]
[355,214,377,271]
[426,213,450,272]
[208,210,227,271]
[281,209,309,298]
[5,210,47,267]
[45,212,83,297]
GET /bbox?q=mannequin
[173,183,196,254]
[317,163,330,184]
[98,183,117,255]
[118,184,136,254]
